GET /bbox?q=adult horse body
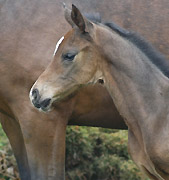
[0,1,126,179]
[31,5,169,180]
[1,0,169,179]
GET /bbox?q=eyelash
[62,53,77,61]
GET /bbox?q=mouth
[38,106,53,113]
[31,99,53,112]
[53,85,81,104]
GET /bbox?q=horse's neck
[96,27,169,126]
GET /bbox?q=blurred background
[0,125,149,180]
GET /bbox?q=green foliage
[0,125,149,180]
[0,125,19,180]
[0,124,8,148]
[66,127,148,180]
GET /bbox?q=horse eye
[62,53,76,61]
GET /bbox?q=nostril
[40,98,51,108]
[98,78,104,85]
[32,88,39,100]
[32,99,41,109]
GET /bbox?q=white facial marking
[53,36,64,56]
[29,85,34,101]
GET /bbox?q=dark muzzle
[31,88,51,110]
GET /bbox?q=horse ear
[64,5,75,27]
[71,4,92,33]
[71,4,85,32]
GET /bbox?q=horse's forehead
[61,29,80,47]
[53,36,64,56]
[54,29,91,56]
[53,30,74,56]
[64,29,74,40]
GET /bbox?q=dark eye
[62,53,77,61]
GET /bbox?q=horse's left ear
[71,4,93,33]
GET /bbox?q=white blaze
[53,36,64,56]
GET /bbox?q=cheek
[73,53,97,83]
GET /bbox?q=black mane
[105,22,169,78]
[86,14,169,78]
[84,13,101,24]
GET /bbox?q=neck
[95,25,169,126]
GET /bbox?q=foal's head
[30,5,105,111]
